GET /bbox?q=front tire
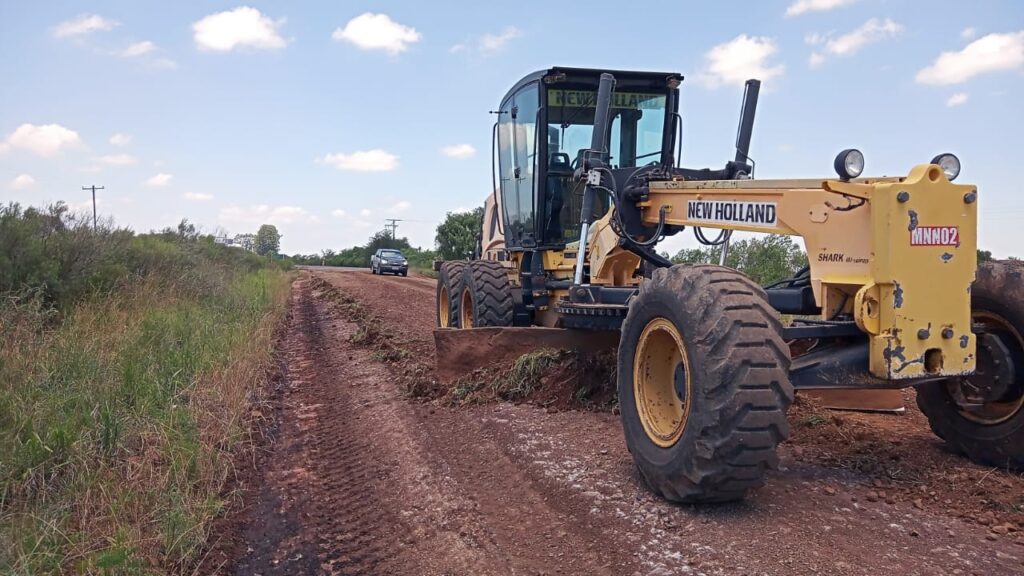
[916,261,1024,469]
[460,260,514,328]
[618,264,793,503]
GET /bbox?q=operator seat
[544,152,573,241]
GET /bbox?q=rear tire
[436,261,466,328]
[460,260,514,328]
[916,261,1024,469]
[618,264,793,503]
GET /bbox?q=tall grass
[0,203,291,573]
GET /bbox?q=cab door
[496,82,540,249]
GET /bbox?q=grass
[448,349,565,404]
[0,270,290,574]
[0,204,292,574]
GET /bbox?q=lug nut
[964,191,977,204]
[918,328,930,340]
[897,191,911,203]
[942,328,955,339]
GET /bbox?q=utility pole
[384,218,402,240]
[82,185,104,230]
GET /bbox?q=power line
[384,218,402,239]
[82,185,104,230]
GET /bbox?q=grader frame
[434,66,1021,503]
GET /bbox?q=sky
[1,0,1022,257]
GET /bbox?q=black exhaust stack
[732,79,760,172]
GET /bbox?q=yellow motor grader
[434,66,1024,503]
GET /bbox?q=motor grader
[434,66,1024,503]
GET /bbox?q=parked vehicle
[371,248,409,276]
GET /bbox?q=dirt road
[208,268,1024,575]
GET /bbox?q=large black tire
[460,260,514,328]
[916,261,1024,469]
[436,261,466,328]
[618,264,793,503]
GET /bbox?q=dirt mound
[444,348,618,411]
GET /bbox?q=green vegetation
[435,207,484,261]
[0,203,291,574]
[670,234,809,285]
[291,208,483,275]
[292,229,437,273]
[254,224,281,256]
[449,349,565,404]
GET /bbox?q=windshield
[381,250,403,257]
[546,89,667,169]
[541,88,669,246]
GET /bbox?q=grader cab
[434,66,1024,503]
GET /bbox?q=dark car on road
[371,248,409,276]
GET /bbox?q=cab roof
[501,66,683,107]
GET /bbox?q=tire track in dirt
[219,275,634,574]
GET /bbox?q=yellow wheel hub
[634,317,691,448]
[439,285,450,328]
[460,287,474,329]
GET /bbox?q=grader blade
[433,327,618,382]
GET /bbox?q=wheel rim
[439,284,450,327]
[460,287,474,328]
[949,310,1024,425]
[633,317,691,448]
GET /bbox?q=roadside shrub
[0,203,291,573]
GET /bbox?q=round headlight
[834,149,865,180]
[931,153,960,181]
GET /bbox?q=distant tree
[233,233,256,252]
[978,249,993,263]
[254,224,281,256]
[671,234,808,285]
[435,207,484,260]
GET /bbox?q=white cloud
[116,41,156,58]
[360,208,372,217]
[332,13,420,55]
[151,58,178,70]
[10,174,35,190]
[193,7,287,52]
[331,209,346,217]
[219,204,314,227]
[698,35,784,88]
[3,123,81,157]
[109,133,132,146]
[388,200,411,214]
[99,153,137,166]
[824,18,902,56]
[318,149,399,171]
[809,52,825,68]
[786,0,857,17]
[53,14,118,38]
[946,92,969,107]
[961,27,977,40]
[805,32,826,46]
[451,26,522,55]
[916,31,1024,85]
[144,173,173,187]
[183,192,213,201]
[441,144,476,159]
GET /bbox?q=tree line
[290,207,484,271]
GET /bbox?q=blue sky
[1,0,1022,256]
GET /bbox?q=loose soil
[208,268,1024,575]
